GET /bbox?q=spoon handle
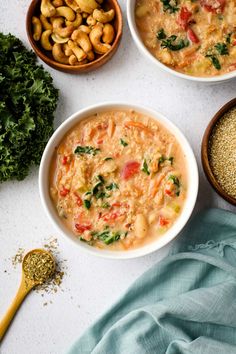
[0,277,32,341]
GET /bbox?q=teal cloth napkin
[68,209,236,354]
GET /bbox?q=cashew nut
[32,16,42,41]
[69,55,86,65]
[82,12,89,19]
[55,6,76,21]
[66,13,82,27]
[52,0,64,7]
[63,43,73,56]
[69,54,78,65]
[102,23,115,44]
[52,43,69,64]
[87,50,95,61]
[40,14,52,30]
[89,23,111,54]
[69,55,88,65]
[64,0,81,12]
[71,29,92,53]
[53,17,74,38]
[41,29,53,50]
[86,15,96,26]
[78,25,91,34]
[68,40,87,61]
[41,0,56,17]
[93,9,115,23]
[51,32,69,43]
[75,0,98,14]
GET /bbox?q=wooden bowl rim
[26,0,123,73]
[201,97,236,206]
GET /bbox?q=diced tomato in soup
[121,161,141,180]
[200,0,225,12]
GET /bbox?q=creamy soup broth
[50,110,188,250]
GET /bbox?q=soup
[50,110,187,250]
[135,0,236,77]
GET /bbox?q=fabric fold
[68,209,236,354]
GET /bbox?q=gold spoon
[0,249,55,341]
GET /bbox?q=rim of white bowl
[39,102,199,259]
[127,0,236,83]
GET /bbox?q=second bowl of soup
[39,103,198,259]
[127,0,236,83]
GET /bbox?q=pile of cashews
[32,0,116,65]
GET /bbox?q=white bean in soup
[50,110,187,251]
[135,0,236,77]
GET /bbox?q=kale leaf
[120,138,128,147]
[0,33,58,182]
[205,54,221,70]
[157,29,167,40]
[141,159,150,175]
[161,35,189,51]
[160,0,179,13]
[106,182,119,190]
[215,43,229,55]
[74,146,100,156]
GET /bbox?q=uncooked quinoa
[209,106,236,198]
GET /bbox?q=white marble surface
[0,1,236,353]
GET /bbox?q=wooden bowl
[26,0,123,73]
[201,98,236,206]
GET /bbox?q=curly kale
[0,33,58,182]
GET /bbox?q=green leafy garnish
[101,202,110,209]
[90,229,127,245]
[84,199,91,210]
[157,28,167,40]
[169,175,180,186]
[92,182,103,195]
[168,157,174,165]
[74,146,100,156]
[106,183,119,191]
[96,191,108,199]
[205,54,221,70]
[168,175,180,196]
[161,0,179,13]
[92,176,110,200]
[120,138,128,147]
[215,43,229,55]
[141,159,150,175]
[99,230,121,245]
[161,35,189,51]
[97,175,105,184]
[0,33,58,182]
[226,33,232,44]
[158,156,165,164]
[84,177,118,209]
[159,156,174,165]
[104,157,113,161]
[90,230,119,245]
[92,182,108,200]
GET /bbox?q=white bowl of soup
[127,0,236,82]
[39,102,198,259]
